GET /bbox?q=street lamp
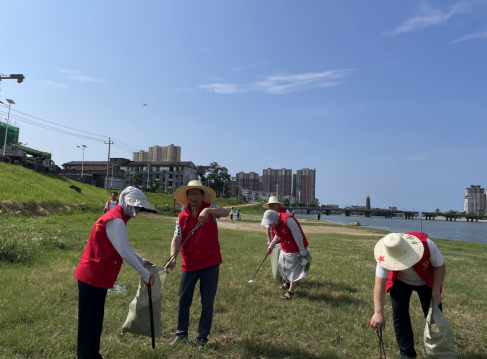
[2,99,15,162]
[77,145,87,180]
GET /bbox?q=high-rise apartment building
[262,168,292,196]
[465,185,486,211]
[464,195,477,213]
[293,168,316,205]
[236,171,260,191]
[133,144,181,163]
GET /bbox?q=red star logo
[377,256,385,263]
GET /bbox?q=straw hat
[174,180,216,207]
[374,233,424,271]
[263,196,284,209]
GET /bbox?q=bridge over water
[285,207,487,223]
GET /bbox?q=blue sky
[1,0,487,210]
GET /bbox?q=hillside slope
[0,163,245,216]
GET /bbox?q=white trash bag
[422,298,458,358]
[121,264,167,337]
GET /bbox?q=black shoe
[396,354,415,359]
[167,335,188,349]
[197,338,208,350]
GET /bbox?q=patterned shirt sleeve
[174,217,182,237]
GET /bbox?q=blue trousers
[176,264,219,342]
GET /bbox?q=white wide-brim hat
[174,180,216,207]
[120,187,157,213]
[263,196,284,209]
[374,233,424,271]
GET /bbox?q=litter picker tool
[248,253,269,283]
[163,220,203,270]
[370,319,386,359]
[146,274,156,348]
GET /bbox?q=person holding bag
[74,186,157,359]
[369,232,446,359]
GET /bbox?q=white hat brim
[374,233,424,271]
[263,202,284,209]
[124,195,157,213]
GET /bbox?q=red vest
[278,207,287,214]
[178,202,222,271]
[386,232,439,292]
[271,213,309,253]
[106,199,119,210]
[74,205,131,288]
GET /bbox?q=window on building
[155,174,159,179]
[169,174,173,179]
[169,167,173,171]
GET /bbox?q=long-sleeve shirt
[105,218,150,282]
[268,217,307,256]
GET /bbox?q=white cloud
[384,2,471,37]
[198,83,242,94]
[56,68,107,83]
[199,69,355,95]
[69,75,107,83]
[450,29,487,44]
[44,80,68,88]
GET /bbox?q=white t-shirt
[375,238,444,286]
[230,209,234,214]
[105,200,118,211]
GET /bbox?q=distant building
[293,168,316,205]
[120,161,197,191]
[464,195,477,213]
[366,196,371,210]
[262,168,293,196]
[133,144,181,163]
[236,171,260,191]
[61,158,130,189]
[465,185,486,211]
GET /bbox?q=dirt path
[147,214,381,237]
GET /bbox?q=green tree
[129,172,143,188]
[196,162,231,197]
[150,182,165,193]
[283,198,290,206]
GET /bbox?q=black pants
[176,264,219,342]
[231,214,234,220]
[390,280,442,358]
[77,280,108,359]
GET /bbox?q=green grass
[0,213,486,358]
[235,202,267,215]
[212,198,246,207]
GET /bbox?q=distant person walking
[317,211,321,221]
[261,209,310,300]
[236,208,241,221]
[292,210,295,217]
[103,192,118,214]
[263,196,291,283]
[230,207,234,221]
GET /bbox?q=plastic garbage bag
[121,264,167,337]
[270,244,283,282]
[107,281,127,295]
[297,252,312,272]
[422,298,458,358]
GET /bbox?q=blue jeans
[176,264,219,342]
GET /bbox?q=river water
[296,214,487,245]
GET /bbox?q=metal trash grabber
[248,253,269,283]
[163,221,203,270]
[146,274,156,349]
[370,319,386,359]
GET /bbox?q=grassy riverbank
[0,213,486,358]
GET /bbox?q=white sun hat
[263,196,284,209]
[120,186,157,214]
[261,210,280,227]
[174,180,216,207]
[374,233,424,271]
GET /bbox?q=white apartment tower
[133,144,181,162]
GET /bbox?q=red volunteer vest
[106,199,119,210]
[74,205,131,288]
[271,213,308,253]
[178,202,222,271]
[385,232,439,292]
[271,207,289,237]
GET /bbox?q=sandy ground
[148,214,381,237]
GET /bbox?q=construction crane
[0,74,25,83]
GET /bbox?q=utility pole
[105,137,113,189]
[2,99,15,162]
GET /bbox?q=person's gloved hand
[143,258,153,266]
[299,249,308,257]
[143,274,155,287]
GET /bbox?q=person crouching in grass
[74,186,157,359]
[261,209,311,299]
